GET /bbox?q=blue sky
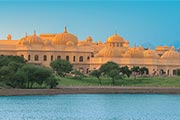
[0,0,180,48]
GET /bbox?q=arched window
[79,56,83,62]
[28,55,31,61]
[66,56,69,61]
[43,55,47,61]
[57,56,61,60]
[34,55,39,61]
[87,56,90,60]
[51,55,53,61]
[21,54,24,58]
[73,56,76,62]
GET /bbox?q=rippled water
[0,94,180,120]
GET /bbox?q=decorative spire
[34,30,36,36]
[148,44,151,50]
[64,26,67,33]
[114,31,118,36]
[25,32,28,38]
[170,46,175,51]
[7,34,12,40]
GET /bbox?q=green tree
[16,64,53,88]
[13,70,27,88]
[0,66,15,88]
[177,69,180,76]
[71,70,84,80]
[0,55,57,89]
[45,76,58,88]
[99,61,121,85]
[90,70,102,84]
[50,60,73,77]
[0,55,26,67]
[139,67,149,75]
[120,66,132,78]
[131,66,140,79]
[0,56,27,88]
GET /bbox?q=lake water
[0,94,180,120]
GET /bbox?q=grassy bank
[58,76,180,87]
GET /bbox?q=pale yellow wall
[90,57,180,76]
[0,31,180,76]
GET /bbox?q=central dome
[18,32,43,45]
[27,32,43,45]
[52,27,78,45]
[144,49,159,58]
[95,46,125,57]
[107,33,124,43]
[124,47,144,58]
[161,47,179,59]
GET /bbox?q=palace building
[0,27,180,76]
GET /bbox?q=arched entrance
[167,69,169,75]
[159,69,165,75]
[173,69,177,75]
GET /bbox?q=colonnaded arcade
[0,27,179,76]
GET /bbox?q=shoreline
[1,86,180,96]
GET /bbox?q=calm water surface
[0,94,180,120]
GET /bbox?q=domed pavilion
[0,27,180,76]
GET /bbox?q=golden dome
[95,47,124,57]
[27,35,43,45]
[44,40,52,46]
[7,34,12,40]
[161,48,179,59]
[86,36,93,43]
[18,37,29,46]
[144,49,159,58]
[155,46,169,51]
[138,46,144,51]
[18,32,43,45]
[98,40,103,45]
[107,33,124,43]
[52,27,78,45]
[66,41,75,46]
[123,47,144,58]
[124,40,129,44]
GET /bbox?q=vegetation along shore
[1,56,180,95]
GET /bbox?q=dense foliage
[177,69,180,76]
[0,56,154,88]
[0,56,58,88]
[50,59,73,77]
[89,70,102,84]
[90,62,131,85]
[99,61,122,85]
[90,61,149,85]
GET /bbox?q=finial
[115,31,118,36]
[170,46,175,51]
[134,43,136,48]
[34,30,36,36]
[148,44,151,50]
[25,32,28,38]
[7,34,12,40]
[64,26,67,33]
